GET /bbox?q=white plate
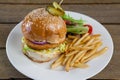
[6,11,113,80]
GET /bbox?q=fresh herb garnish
[62,14,88,34]
[62,14,85,25]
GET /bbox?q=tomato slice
[84,24,93,34]
[64,20,74,25]
[64,20,67,24]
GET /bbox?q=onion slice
[31,41,48,45]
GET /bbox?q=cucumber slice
[47,6,65,16]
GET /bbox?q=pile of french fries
[51,33,108,72]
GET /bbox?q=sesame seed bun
[22,8,66,46]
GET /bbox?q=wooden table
[0,0,120,79]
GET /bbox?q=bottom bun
[23,50,61,63]
[22,43,62,63]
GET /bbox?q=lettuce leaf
[62,14,89,34]
[62,14,85,25]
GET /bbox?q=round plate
[6,11,113,80]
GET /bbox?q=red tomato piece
[84,24,93,34]
[64,20,72,25]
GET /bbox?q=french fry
[62,56,69,65]
[66,50,78,56]
[97,47,108,55]
[51,61,62,69]
[82,35,91,43]
[55,54,64,63]
[74,33,89,46]
[70,45,94,51]
[81,48,97,62]
[65,44,69,53]
[69,37,78,48]
[83,45,95,50]
[82,47,108,63]
[65,55,74,72]
[68,35,77,39]
[70,45,83,50]
[70,50,86,66]
[81,41,102,62]
[92,34,101,38]
[95,42,103,49]
[51,32,108,72]
[91,39,101,45]
[94,37,100,41]
[74,63,89,68]
[65,50,79,56]
[66,38,72,43]
[75,52,86,63]
[70,46,82,51]
[84,37,95,47]
[51,54,64,69]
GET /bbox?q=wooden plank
[0,4,120,23]
[0,49,26,78]
[0,24,15,48]
[0,0,120,4]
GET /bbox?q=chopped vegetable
[62,14,89,34]
[47,6,65,16]
[64,20,77,25]
[67,27,88,34]
[62,14,85,25]
[32,41,48,45]
[46,1,65,16]
[84,24,93,34]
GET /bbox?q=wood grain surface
[0,0,120,79]
[0,0,120,4]
[0,4,120,23]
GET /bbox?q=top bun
[22,8,66,44]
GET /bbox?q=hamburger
[21,8,67,63]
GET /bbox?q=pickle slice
[47,6,65,16]
[53,2,64,11]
